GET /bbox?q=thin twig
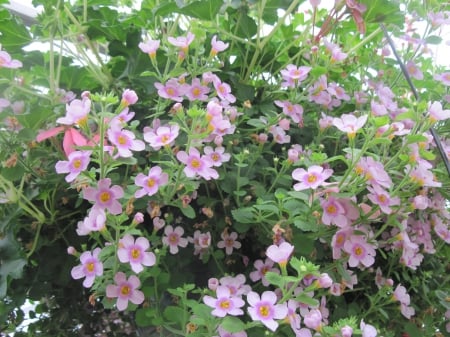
[380,23,450,177]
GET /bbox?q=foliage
[0,0,450,336]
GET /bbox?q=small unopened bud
[67,246,77,255]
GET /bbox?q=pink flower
[203,285,245,317]
[133,212,144,224]
[210,35,229,56]
[134,166,168,198]
[176,147,219,180]
[154,79,185,102]
[249,258,279,286]
[76,208,106,236]
[0,50,22,68]
[427,101,450,123]
[117,235,156,273]
[168,32,195,52]
[204,146,230,167]
[304,308,322,331]
[106,272,145,311]
[265,242,294,268]
[433,72,450,86]
[324,39,347,63]
[280,64,311,88]
[341,325,353,337]
[292,165,333,191]
[274,100,303,124]
[83,178,124,215]
[214,80,236,103]
[108,127,145,158]
[144,123,180,150]
[121,89,138,106]
[356,157,392,188]
[55,150,91,182]
[360,320,377,337]
[185,78,210,101]
[138,39,160,58]
[215,325,247,337]
[320,196,349,227]
[71,247,103,288]
[217,231,241,255]
[56,98,91,126]
[247,291,288,331]
[343,235,376,268]
[332,113,367,139]
[219,274,251,297]
[188,230,211,258]
[162,225,188,254]
[367,185,400,214]
[406,60,423,80]
[152,217,165,231]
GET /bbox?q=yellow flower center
[211,153,220,162]
[99,191,111,203]
[307,173,317,183]
[354,246,363,256]
[191,158,201,169]
[378,194,387,203]
[326,204,337,214]
[259,305,270,317]
[120,285,131,296]
[86,262,95,272]
[192,87,201,96]
[118,135,127,145]
[161,134,170,144]
[147,178,155,188]
[131,248,140,259]
[167,88,175,96]
[220,300,230,309]
[73,159,82,169]
[169,234,178,244]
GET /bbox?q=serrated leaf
[163,306,187,325]
[231,207,254,223]
[295,293,319,307]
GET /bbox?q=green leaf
[294,293,319,307]
[221,316,246,333]
[231,207,254,223]
[135,308,154,327]
[406,134,428,145]
[0,11,32,50]
[293,219,318,232]
[176,0,222,20]
[163,306,187,325]
[265,271,286,288]
[425,35,442,45]
[404,322,422,337]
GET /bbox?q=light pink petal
[130,289,145,305]
[246,291,260,306]
[261,291,277,304]
[117,248,129,263]
[55,161,70,174]
[121,234,135,247]
[203,295,217,308]
[82,275,95,288]
[135,237,150,250]
[114,271,127,284]
[142,252,156,266]
[262,318,278,332]
[106,284,119,298]
[71,265,85,280]
[108,200,123,215]
[130,262,144,273]
[116,297,129,311]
